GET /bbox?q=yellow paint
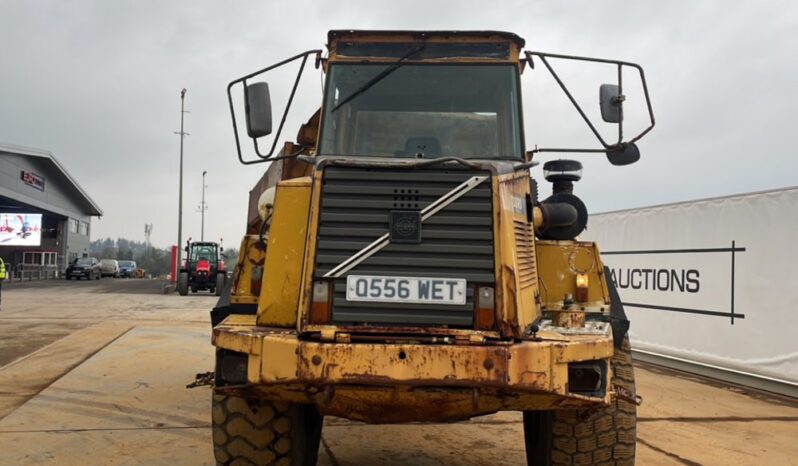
[494,172,540,336]
[229,235,266,305]
[297,169,324,329]
[258,334,299,383]
[535,240,610,311]
[212,323,614,422]
[257,177,312,327]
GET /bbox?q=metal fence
[7,265,60,281]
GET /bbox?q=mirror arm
[227,49,323,165]
[252,52,311,160]
[523,50,656,156]
[526,51,612,149]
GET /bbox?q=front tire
[524,336,637,465]
[212,394,323,466]
[177,271,189,296]
[215,273,225,296]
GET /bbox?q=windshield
[319,64,523,160]
[76,258,92,266]
[191,245,216,261]
[119,261,135,268]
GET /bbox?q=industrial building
[0,143,102,279]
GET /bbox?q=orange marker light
[475,286,496,330]
[575,273,589,303]
[310,280,332,324]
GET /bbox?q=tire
[212,394,323,466]
[523,336,636,466]
[177,271,189,296]
[215,273,225,297]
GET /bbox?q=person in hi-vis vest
[0,258,6,308]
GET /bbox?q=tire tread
[526,337,637,465]
[212,394,318,466]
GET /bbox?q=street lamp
[174,88,189,273]
[199,170,208,241]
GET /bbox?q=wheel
[96,272,101,280]
[523,336,636,465]
[215,273,225,297]
[212,393,323,466]
[177,271,189,296]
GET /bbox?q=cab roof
[326,30,525,61]
[327,30,526,48]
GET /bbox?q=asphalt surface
[0,279,796,465]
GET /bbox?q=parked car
[65,257,101,280]
[118,260,137,278]
[100,259,120,278]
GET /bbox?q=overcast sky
[1,1,796,248]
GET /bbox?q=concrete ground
[0,279,795,465]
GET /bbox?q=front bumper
[212,315,615,421]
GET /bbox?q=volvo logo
[390,210,422,243]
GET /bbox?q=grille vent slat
[514,219,537,288]
[315,167,495,327]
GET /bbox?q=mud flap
[603,265,630,349]
[210,280,257,328]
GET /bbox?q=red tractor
[177,241,226,296]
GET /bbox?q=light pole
[175,88,189,273]
[200,170,208,241]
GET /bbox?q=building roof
[0,142,103,216]
[592,185,798,217]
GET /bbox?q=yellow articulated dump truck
[208,30,654,465]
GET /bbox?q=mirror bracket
[227,49,323,165]
[523,50,655,163]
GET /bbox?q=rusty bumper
[212,315,614,422]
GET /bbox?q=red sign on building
[20,170,46,191]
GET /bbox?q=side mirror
[245,82,272,138]
[599,84,624,123]
[606,143,640,166]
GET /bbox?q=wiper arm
[330,45,425,113]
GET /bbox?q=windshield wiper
[330,45,425,113]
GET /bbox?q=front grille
[314,167,495,327]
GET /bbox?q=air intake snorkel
[536,159,589,241]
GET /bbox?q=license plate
[346,275,467,305]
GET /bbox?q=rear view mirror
[606,143,640,166]
[245,82,272,138]
[599,84,624,123]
